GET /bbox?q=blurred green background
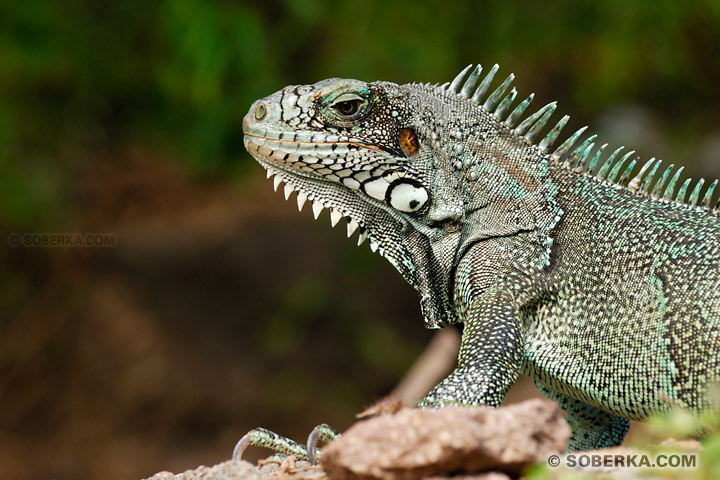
[2,1,720,479]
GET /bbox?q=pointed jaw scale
[242,89,413,260]
[243,111,390,254]
[251,156,390,253]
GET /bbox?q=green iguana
[239,64,720,456]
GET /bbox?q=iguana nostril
[254,102,268,121]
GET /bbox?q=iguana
[239,64,720,456]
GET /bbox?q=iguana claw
[233,424,339,465]
[306,424,339,465]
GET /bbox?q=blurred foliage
[525,393,720,479]
[2,0,720,229]
[639,390,720,479]
[259,277,419,375]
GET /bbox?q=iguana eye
[336,100,360,116]
[330,93,366,119]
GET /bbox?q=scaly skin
[242,65,720,451]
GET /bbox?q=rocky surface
[145,458,328,480]
[145,399,569,480]
[145,459,261,480]
[144,401,708,480]
[321,398,569,480]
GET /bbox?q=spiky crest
[443,64,720,212]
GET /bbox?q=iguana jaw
[244,113,431,278]
[244,115,410,250]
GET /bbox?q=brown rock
[147,472,176,480]
[145,459,261,480]
[321,398,569,480]
[425,474,511,480]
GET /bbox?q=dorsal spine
[442,63,720,212]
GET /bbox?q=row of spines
[435,64,719,210]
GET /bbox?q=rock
[144,459,261,480]
[321,398,569,480]
[257,458,325,478]
[147,472,177,480]
[425,474,511,480]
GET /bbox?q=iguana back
[526,166,720,417]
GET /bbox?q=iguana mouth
[243,127,384,252]
[242,115,384,153]
[243,115,427,255]
[262,160,377,250]
[243,131,384,153]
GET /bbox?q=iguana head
[243,66,581,328]
[243,77,469,327]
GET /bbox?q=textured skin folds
[243,65,720,451]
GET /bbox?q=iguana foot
[305,423,339,464]
[233,424,339,465]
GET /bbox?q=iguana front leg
[421,288,524,407]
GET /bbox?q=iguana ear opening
[399,128,419,156]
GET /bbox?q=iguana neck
[448,130,563,272]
